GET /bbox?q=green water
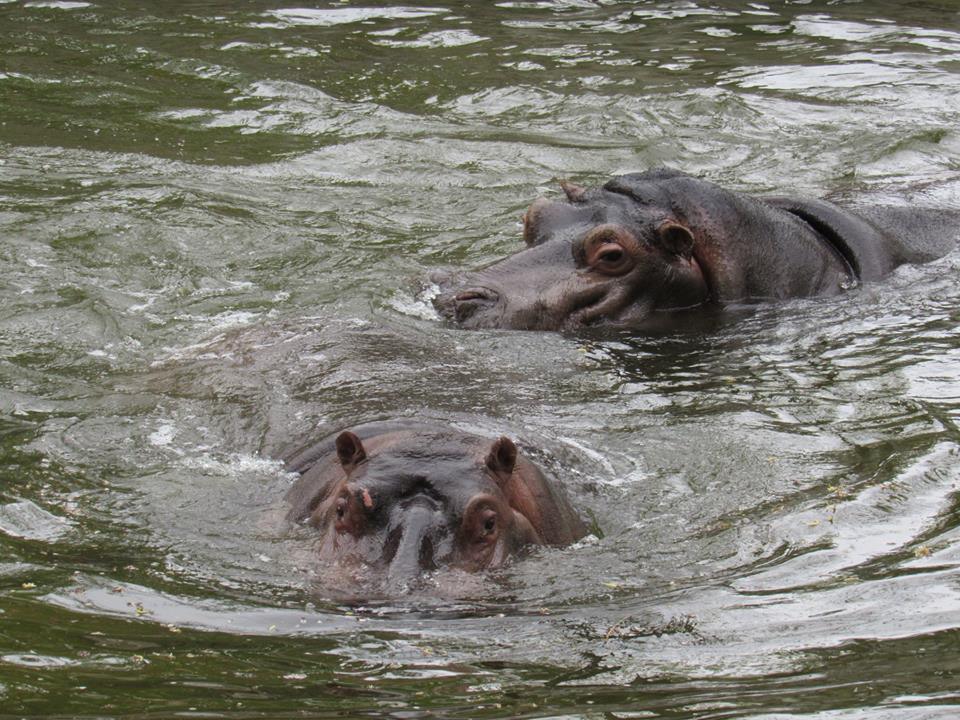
[2,1,960,717]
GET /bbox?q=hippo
[434,168,960,331]
[283,421,587,589]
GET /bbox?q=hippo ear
[335,431,367,469]
[485,436,518,479]
[655,221,695,258]
[559,180,587,203]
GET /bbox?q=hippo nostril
[452,287,499,323]
[419,535,436,572]
[382,526,402,566]
[454,287,498,303]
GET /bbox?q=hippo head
[434,170,713,331]
[298,429,564,590]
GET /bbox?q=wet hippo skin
[283,421,587,587]
[434,168,960,331]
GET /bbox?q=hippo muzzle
[381,496,452,586]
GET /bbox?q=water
[2,0,960,717]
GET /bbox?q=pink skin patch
[362,489,374,510]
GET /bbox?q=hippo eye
[582,224,638,276]
[333,494,369,537]
[587,241,634,275]
[462,496,503,553]
[598,247,623,264]
[477,508,498,541]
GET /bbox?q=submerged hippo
[434,168,960,331]
[283,421,586,587]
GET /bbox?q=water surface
[2,1,960,717]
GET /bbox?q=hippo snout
[383,498,450,586]
[433,280,505,327]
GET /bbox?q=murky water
[3,1,960,717]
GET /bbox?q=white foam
[0,501,73,541]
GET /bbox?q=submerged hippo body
[434,169,960,331]
[283,421,586,588]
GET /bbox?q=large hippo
[434,168,960,331]
[283,421,587,588]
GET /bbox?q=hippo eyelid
[597,246,624,263]
[585,224,639,249]
[576,225,640,276]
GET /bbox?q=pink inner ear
[523,197,552,245]
[486,436,517,477]
[560,180,587,203]
[335,431,366,468]
[657,221,695,257]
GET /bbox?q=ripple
[370,29,488,49]
[22,1,91,8]
[501,14,646,34]
[0,501,73,541]
[722,62,915,94]
[260,7,444,28]
[792,14,897,42]
[3,1,960,715]
[42,575,358,634]
[793,14,960,52]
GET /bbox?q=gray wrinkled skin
[434,169,960,331]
